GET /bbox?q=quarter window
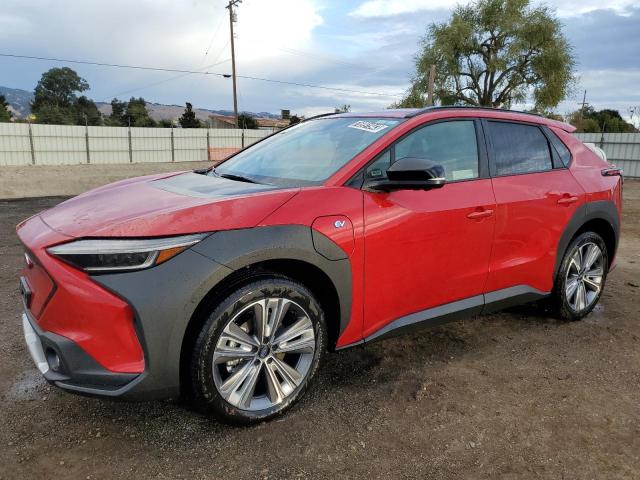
[547,130,572,167]
[488,122,553,175]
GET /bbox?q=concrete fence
[574,132,640,178]
[0,123,273,166]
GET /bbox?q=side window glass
[488,122,553,175]
[365,150,391,179]
[394,121,479,181]
[547,131,572,167]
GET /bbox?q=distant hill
[0,86,33,118]
[0,86,280,121]
[95,102,280,123]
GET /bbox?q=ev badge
[334,220,346,228]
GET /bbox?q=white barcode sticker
[347,121,390,133]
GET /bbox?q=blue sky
[1,0,639,121]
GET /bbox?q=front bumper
[19,234,233,400]
[22,309,141,396]
[17,213,236,400]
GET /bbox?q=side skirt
[337,285,549,349]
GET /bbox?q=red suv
[17,107,622,424]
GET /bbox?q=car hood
[39,171,299,238]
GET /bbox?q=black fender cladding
[192,225,353,335]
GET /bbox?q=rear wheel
[553,231,608,320]
[190,277,326,424]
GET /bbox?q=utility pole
[226,0,241,127]
[426,65,436,106]
[578,89,588,127]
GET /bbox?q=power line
[202,15,226,60]
[0,52,404,98]
[108,58,231,99]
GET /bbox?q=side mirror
[366,157,446,192]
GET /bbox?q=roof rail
[303,112,337,122]
[404,105,546,119]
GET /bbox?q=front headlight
[47,234,208,273]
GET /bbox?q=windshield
[212,117,402,186]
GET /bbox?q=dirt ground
[0,162,210,199]
[0,182,639,480]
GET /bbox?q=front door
[361,119,496,339]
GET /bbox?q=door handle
[557,196,578,205]
[467,209,494,219]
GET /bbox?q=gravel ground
[0,181,639,480]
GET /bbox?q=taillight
[601,166,623,177]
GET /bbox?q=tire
[190,276,327,425]
[552,231,609,321]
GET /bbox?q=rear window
[488,122,553,175]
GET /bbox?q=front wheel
[190,277,326,425]
[553,231,609,321]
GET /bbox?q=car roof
[324,106,576,132]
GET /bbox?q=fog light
[46,348,61,372]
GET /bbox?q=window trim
[482,119,556,178]
[348,117,489,189]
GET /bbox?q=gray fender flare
[192,225,353,335]
[553,200,620,279]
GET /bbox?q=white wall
[0,123,272,166]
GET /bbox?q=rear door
[483,120,585,296]
[361,119,496,339]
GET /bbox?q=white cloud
[546,0,638,17]
[350,0,456,17]
[235,0,324,60]
[349,0,639,18]
[0,13,31,37]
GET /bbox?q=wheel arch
[179,226,352,396]
[554,200,620,279]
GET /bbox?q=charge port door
[311,215,355,260]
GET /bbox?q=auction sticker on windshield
[347,121,390,133]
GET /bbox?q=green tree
[158,119,175,128]
[569,107,636,133]
[31,67,90,123]
[178,102,201,128]
[29,67,105,125]
[104,98,127,126]
[289,115,301,126]
[0,95,12,122]
[396,0,575,110]
[125,97,156,127]
[335,105,351,113]
[32,104,74,124]
[74,96,103,126]
[238,113,258,129]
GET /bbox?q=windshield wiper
[217,172,259,184]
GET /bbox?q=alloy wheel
[565,242,604,312]
[212,298,316,411]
